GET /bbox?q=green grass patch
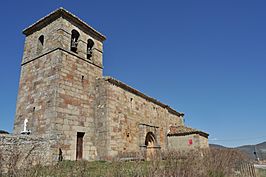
[257,168,266,177]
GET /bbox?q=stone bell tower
[13,8,106,160]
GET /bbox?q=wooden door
[76,132,85,160]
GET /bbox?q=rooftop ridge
[167,125,209,138]
[23,8,106,41]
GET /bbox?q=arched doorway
[145,132,157,160]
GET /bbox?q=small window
[87,39,94,59]
[70,30,80,53]
[39,35,44,46]
[37,35,44,54]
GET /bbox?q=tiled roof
[167,126,209,138]
[102,77,184,117]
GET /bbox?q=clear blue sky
[0,0,265,147]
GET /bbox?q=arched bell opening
[87,39,94,59]
[37,35,44,54]
[70,29,80,53]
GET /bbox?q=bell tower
[13,8,106,160]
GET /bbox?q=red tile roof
[167,126,209,138]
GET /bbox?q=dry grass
[256,168,266,177]
[0,148,254,177]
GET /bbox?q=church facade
[13,8,209,161]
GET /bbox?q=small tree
[0,130,9,134]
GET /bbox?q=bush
[0,148,250,177]
[0,130,9,134]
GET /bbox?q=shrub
[0,148,251,177]
[0,130,9,134]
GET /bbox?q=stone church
[12,8,209,161]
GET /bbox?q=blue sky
[0,0,265,147]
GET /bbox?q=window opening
[37,35,44,54]
[87,39,94,59]
[71,30,80,53]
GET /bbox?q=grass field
[257,168,266,177]
[0,148,259,177]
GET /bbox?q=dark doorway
[76,132,85,160]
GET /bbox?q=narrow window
[39,35,44,46]
[71,30,80,53]
[58,148,63,161]
[76,132,85,160]
[37,35,44,54]
[81,75,84,84]
[87,39,94,59]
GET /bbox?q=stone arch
[37,35,44,54]
[70,29,80,53]
[139,124,161,160]
[87,39,94,59]
[145,132,156,147]
[144,131,159,160]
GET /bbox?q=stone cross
[23,118,28,132]
[21,118,31,135]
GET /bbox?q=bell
[87,48,92,55]
[71,41,77,48]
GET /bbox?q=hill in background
[210,141,266,161]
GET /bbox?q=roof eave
[22,8,106,42]
[167,131,209,138]
[103,76,184,117]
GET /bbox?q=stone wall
[95,78,185,159]
[54,50,102,161]
[95,78,109,159]
[0,134,58,173]
[21,17,103,67]
[13,51,60,135]
[168,134,209,151]
[14,15,104,161]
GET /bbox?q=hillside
[236,142,266,161]
[210,141,266,161]
[209,144,228,149]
